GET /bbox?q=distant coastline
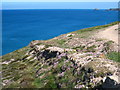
[106,8,120,11]
[93,8,120,11]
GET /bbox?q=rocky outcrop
[95,77,120,89]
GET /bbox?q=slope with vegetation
[1,21,120,89]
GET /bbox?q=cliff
[1,22,120,89]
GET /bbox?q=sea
[2,9,118,55]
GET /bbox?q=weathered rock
[96,77,120,89]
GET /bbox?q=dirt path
[95,24,119,44]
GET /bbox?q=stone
[97,77,120,89]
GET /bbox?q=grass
[33,78,45,88]
[72,45,85,50]
[104,40,114,46]
[57,39,66,45]
[2,46,39,88]
[86,45,96,52]
[44,76,57,88]
[106,51,120,62]
[44,39,68,48]
[2,46,30,62]
[103,41,114,52]
[72,21,119,34]
[96,39,104,42]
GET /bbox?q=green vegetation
[96,39,104,42]
[45,39,68,48]
[104,40,114,46]
[103,41,114,52]
[72,45,85,50]
[67,34,73,37]
[86,45,96,52]
[36,43,42,45]
[106,51,120,62]
[73,21,119,34]
[1,46,42,88]
[2,46,30,62]
[43,76,57,88]
[57,39,66,45]
[45,44,53,48]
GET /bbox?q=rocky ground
[1,22,120,89]
[95,24,119,44]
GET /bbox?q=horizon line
[1,8,113,10]
[2,1,120,3]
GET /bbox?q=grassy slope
[1,21,120,88]
[33,21,119,48]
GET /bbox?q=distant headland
[107,8,120,11]
[94,8,120,11]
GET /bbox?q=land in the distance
[1,22,120,89]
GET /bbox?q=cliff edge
[1,22,120,89]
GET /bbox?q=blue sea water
[2,9,118,55]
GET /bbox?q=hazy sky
[2,0,119,9]
[2,2,118,9]
[2,0,119,2]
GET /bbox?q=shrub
[106,51,120,62]
[86,45,96,52]
[72,45,85,50]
